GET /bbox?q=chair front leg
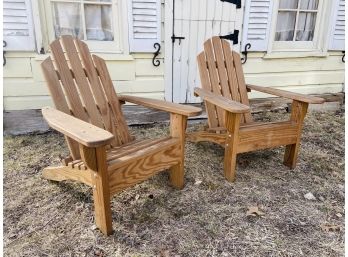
[284,100,309,169]
[224,112,241,182]
[80,144,113,235]
[169,113,187,189]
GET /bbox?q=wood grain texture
[247,84,325,104]
[203,39,225,124]
[41,57,80,159]
[232,51,252,122]
[79,144,97,171]
[107,137,171,162]
[75,40,115,141]
[49,39,89,122]
[41,35,193,235]
[224,112,241,182]
[197,52,219,128]
[212,37,232,100]
[42,107,114,147]
[194,88,250,113]
[92,55,133,145]
[284,100,309,168]
[91,146,113,235]
[169,114,187,189]
[42,166,92,186]
[118,95,202,117]
[61,36,104,128]
[108,141,181,195]
[186,131,226,146]
[238,122,298,153]
[190,37,320,182]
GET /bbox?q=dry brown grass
[4,109,344,257]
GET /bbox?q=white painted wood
[128,0,161,52]
[164,0,173,101]
[329,0,345,50]
[169,0,242,103]
[241,0,274,51]
[3,0,36,51]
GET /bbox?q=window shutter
[3,0,35,51]
[241,0,274,51]
[329,0,345,51]
[128,0,161,52]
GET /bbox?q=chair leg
[284,143,300,169]
[92,183,113,235]
[82,145,113,235]
[283,100,308,170]
[223,112,241,183]
[224,148,238,182]
[169,113,187,190]
[169,162,184,189]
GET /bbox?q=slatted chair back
[197,36,253,127]
[41,35,133,160]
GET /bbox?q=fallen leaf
[194,180,202,185]
[336,213,342,218]
[304,192,316,201]
[246,206,265,217]
[160,250,170,257]
[320,224,341,232]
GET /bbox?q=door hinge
[220,30,239,45]
[220,0,241,8]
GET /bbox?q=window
[242,0,344,54]
[44,0,122,52]
[271,0,325,51]
[275,0,318,42]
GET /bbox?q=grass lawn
[4,109,344,256]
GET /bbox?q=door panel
[172,0,241,103]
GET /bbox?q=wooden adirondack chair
[187,37,325,182]
[41,35,201,235]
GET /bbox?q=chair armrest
[194,87,250,113]
[118,95,202,117]
[246,84,325,104]
[42,107,114,147]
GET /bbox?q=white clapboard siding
[241,0,274,51]
[3,0,35,51]
[128,0,161,52]
[329,0,345,50]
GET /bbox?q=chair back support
[197,37,253,127]
[41,35,132,159]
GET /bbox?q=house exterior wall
[244,52,345,99]
[4,50,344,110]
[4,52,165,110]
[4,0,166,111]
[3,0,345,111]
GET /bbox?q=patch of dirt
[4,109,344,256]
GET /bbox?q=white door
[166,0,243,103]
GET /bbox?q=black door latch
[220,0,241,8]
[171,34,185,45]
[220,30,239,45]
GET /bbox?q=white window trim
[40,0,129,54]
[266,0,333,57]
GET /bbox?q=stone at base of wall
[3,93,344,136]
